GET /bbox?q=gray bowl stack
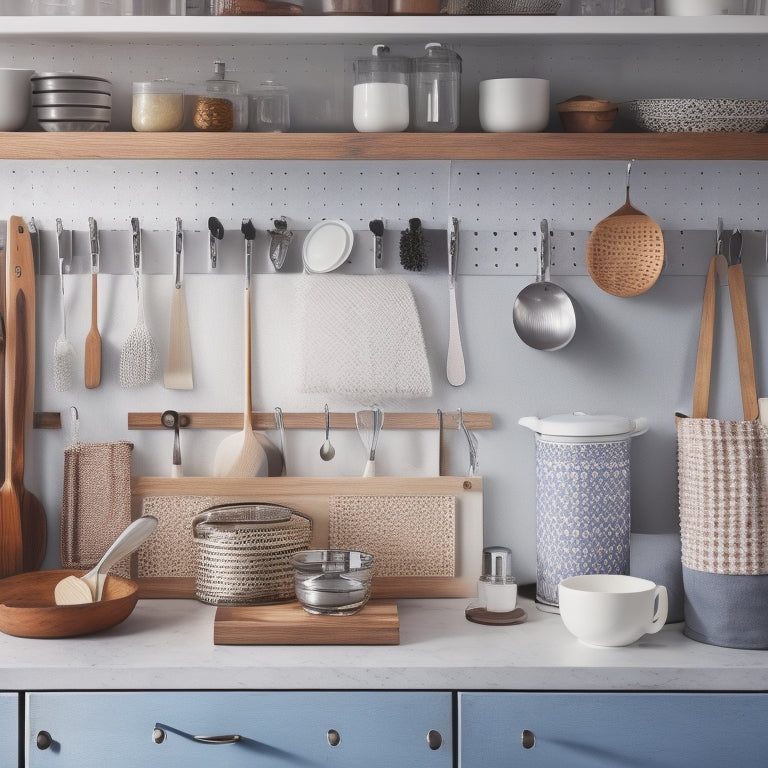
[31,72,112,132]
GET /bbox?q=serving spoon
[54,516,157,605]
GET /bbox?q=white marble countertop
[2,595,767,692]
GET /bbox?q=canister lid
[482,546,513,580]
[414,42,462,73]
[520,412,646,438]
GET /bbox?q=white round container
[353,82,409,132]
[0,68,33,131]
[478,77,550,133]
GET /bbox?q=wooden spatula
[0,217,46,577]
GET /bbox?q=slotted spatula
[586,160,664,298]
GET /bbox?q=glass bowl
[291,550,374,615]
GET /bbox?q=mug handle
[646,585,669,634]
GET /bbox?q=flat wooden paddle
[0,217,46,577]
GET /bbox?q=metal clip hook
[174,217,183,289]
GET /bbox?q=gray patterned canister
[519,413,648,609]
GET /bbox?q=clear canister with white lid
[353,44,410,133]
[411,42,461,132]
[132,80,185,132]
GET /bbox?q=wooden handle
[728,263,759,421]
[84,272,102,389]
[243,285,252,431]
[691,254,759,421]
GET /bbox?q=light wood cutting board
[214,599,399,645]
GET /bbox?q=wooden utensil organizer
[130,475,483,600]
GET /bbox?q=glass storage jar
[411,42,461,132]
[132,80,185,132]
[248,79,290,132]
[353,44,410,133]
[192,61,248,132]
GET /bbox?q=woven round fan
[586,162,664,298]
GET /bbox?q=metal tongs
[267,215,293,271]
[458,408,479,477]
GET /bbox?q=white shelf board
[1,15,768,45]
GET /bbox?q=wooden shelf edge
[4,132,768,161]
[130,475,483,496]
[127,411,493,431]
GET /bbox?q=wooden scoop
[54,515,157,605]
[0,217,46,577]
[586,160,664,297]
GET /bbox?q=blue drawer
[1,693,19,767]
[27,691,451,768]
[459,691,768,767]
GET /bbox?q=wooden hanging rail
[127,411,493,431]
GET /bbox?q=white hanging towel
[297,274,432,401]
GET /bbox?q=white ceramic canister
[353,44,410,133]
[519,412,648,610]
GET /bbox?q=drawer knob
[521,729,536,749]
[153,728,166,744]
[327,729,341,747]
[427,729,443,750]
[36,731,53,750]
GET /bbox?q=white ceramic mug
[558,574,668,647]
[478,77,550,133]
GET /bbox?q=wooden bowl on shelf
[557,95,618,133]
[0,569,139,639]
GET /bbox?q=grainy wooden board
[214,599,399,645]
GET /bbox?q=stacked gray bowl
[31,72,112,132]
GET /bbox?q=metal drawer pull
[193,734,243,744]
[152,724,242,745]
[427,729,443,750]
[521,729,536,749]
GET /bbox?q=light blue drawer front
[459,692,768,768]
[1,693,19,768]
[27,691,452,768]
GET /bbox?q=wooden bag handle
[692,254,759,420]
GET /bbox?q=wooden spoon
[54,515,157,605]
[84,216,102,389]
[586,160,664,298]
[213,219,268,478]
[0,217,46,577]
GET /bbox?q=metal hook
[69,405,80,447]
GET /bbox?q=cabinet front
[0,693,19,767]
[27,690,452,767]
[459,692,768,767]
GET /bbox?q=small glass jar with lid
[248,79,290,133]
[353,44,410,133]
[411,42,461,133]
[192,60,248,132]
[132,80,185,132]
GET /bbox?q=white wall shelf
[1,15,768,45]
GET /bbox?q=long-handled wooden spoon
[84,216,102,389]
[0,217,46,577]
[213,219,268,477]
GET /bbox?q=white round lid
[302,219,353,274]
[527,412,642,437]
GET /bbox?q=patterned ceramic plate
[622,99,768,133]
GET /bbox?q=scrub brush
[399,217,427,272]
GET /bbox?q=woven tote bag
[677,254,768,649]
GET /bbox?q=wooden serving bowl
[0,569,139,639]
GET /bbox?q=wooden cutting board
[214,599,399,645]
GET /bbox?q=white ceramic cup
[558,574,668,647]
[478,78,550,133]
[0,68,33,131]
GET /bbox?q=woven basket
[192,503,312,606]
[444,0,561,14]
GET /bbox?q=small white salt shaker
[479,546,517,613]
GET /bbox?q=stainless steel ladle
[512,219,576,352]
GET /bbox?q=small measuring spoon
[319,404,335,461]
